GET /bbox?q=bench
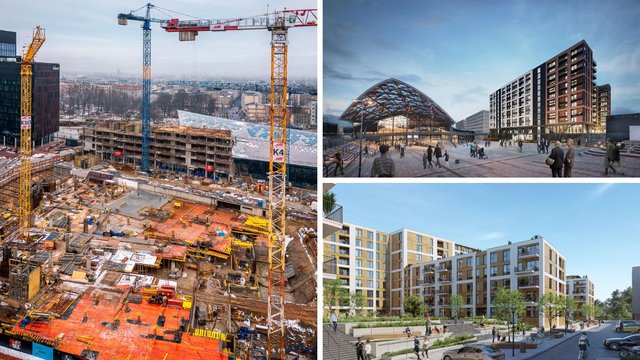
[361,332,423,340]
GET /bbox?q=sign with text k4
[273,142,285,163]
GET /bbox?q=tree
[450,294,464,321]
[606,287,632,320]
[493,288,525,341]
[323,191,336,215]
[324,279,347,313]
[562,296,577,333]
[538,293,559,329]
[579,303,595,322]
[350,291,366,317]
[403,295,425,318]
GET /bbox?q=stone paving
[330,141,640,178]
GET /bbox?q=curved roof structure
[340,78,455,128]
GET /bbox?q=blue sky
[324,0,640,120]
[331,183,640,301]
[1,0,316,79]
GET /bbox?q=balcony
[518,248,539,259]
[438,277,452,284]
[323,201,343,237]
[436,266,452,273]
[518,281,540,290]
[515,266,539,275]
[323,256,337,277]
[424,267,435,274]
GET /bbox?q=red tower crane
[161,9,317,359]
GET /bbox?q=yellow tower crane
[19,26,46,241]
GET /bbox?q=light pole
[511,308,516,357]
[353,99,373,177]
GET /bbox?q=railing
[324,203,343,223]
[518,249,539,258]
[516,266,539,272]
[323,256,337,275]
[323,324,343,360]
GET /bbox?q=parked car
[616,320,640,333]
[442,345,506,360]
[604,334,640,351]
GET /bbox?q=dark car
[442,344,506,360]
[604,334,640,351]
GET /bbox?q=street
[529,322,620,360]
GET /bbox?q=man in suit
[549,141,564,177]
[564,139,575,177]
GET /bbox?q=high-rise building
[633,267,640,321]
[596,84,611,132]
[490,40,597,140]
[566,275,595,315]
[0,30,60,147]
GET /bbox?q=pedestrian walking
[443,324,447,334]
[492,326,497,343]
[365,340,372,360]
[444,150,449,167]
[421,337,429,359]
[434,144,442,168]
[577,138,581,147]
[545,139,550,153]
[355,338,365,360]
[371,144,395,177]
[425,319,431,336]
[611,142,625,175]
[413,336,421,360]
[548,141,564,177]
[330,311,338,332]
[605,139,616,175]
[518,139,523,152]
[564,138,575,177]
[427,145,433,168]
[422,151,428,169]
[332,151,344,176]
[400,143,405,158]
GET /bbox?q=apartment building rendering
[490,40,600,140]
[566,275,595,308]
[596,84,611,132]
[324,221,582,327]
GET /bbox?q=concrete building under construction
[82,121,233,177]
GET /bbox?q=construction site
[0,3,318,360]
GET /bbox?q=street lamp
[353,99,373,177]
[511,308,516,357]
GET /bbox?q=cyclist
[578,331,590,360]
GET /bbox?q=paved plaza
[327,141,640,177]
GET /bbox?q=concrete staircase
[323,324,359,360]
[443,323,481,336]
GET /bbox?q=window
[356,269,362,277]
[367,231,374,240]
[355,239,362,247]
[417,254,422,262]
[417,245,423,252]
[417,235,422,243]
[357,229,362,237]
[330,234,336,242]
[367,251,373,259]
[367,280,374,288]
[368,270,374,278]
[490,253,497,263]
[490,266,498,276]
[355,279,362,287]
[367,241,374,249]
[356,249,362,257]
[383,235,387,242]
[356,259,362,267]
[331,245,336,253]
[503,250,510,260]
[503,264,510,275]
[367,261,374,268]
[467,257,473,266]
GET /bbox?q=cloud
[477,231,507,241]
[589,183,615,200]
[323,64,381,82]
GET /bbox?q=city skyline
[324,0,640,121]
[1,0,317,79]
[330,183,640,301]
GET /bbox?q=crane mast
[19,26,46,242]
[266,17,288,359]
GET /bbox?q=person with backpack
[413,336,422,360]
[434,144,443,168]
[610,142,625,175]
[578,332,590,359]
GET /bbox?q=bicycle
[578,348,588,360]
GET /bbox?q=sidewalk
[384,324,599,360]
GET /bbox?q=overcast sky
[324,0,640,120]
[333,183,640,302]
[1,0,317,80]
